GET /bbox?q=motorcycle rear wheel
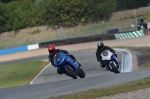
[63,66,77,79]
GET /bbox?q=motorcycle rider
[48,44,82,74]
[96,41,117,68]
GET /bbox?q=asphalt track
[30,49,123,84]
[0,48,137,99]
[1,35,150,99]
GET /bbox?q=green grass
[48,77,150,99]
[0,60,49,88]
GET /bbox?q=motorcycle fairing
[53,52,79,72]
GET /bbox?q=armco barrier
[0,44,39,56]
[39,34,114,48]
[0,34,114,56]
[0,30,144,56]
[114,30,144,40]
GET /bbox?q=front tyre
[63,66,77,79]
[77,68,85,78]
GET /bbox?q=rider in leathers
[48,45,81,74]
[96,41,117,68]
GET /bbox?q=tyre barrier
[114,30,144,40]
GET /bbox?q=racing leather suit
[96,46,117,68]
[48,49,81,74]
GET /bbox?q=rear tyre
[77,68,85,78]
[63,66,77,79]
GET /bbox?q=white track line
[115,48,124,73]
[115,48,132,73]
[30,63,51,85]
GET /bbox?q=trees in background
[0,0,116,32]
[0,0,149,34]
[89,0,116,20]
[116,0,150,11]
[5,1,26,32]
[0,0,43,33]
[0,2,6,33]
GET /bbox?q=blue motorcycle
[53,52,85,79]
[100,50,120,74]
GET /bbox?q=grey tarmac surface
[0,70,150,99]
[0,49,134,99]
[0,35,149,99]
[30,49,123,84]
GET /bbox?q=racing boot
[100,64,105,68]
[106,66,109,71]
[57,68,63,75]
[100,61,105,68]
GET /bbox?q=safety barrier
[0,34,115,56]
[114,30,144,40]
[0,44,39,55]
[1,30,143,56]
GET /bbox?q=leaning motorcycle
[53,52,85,79]
[100,50,120,74]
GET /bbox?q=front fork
[104,60,119,71]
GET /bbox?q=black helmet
[97,41,104,49]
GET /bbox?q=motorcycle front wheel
[109,61,120,74]
[77,68,85,78]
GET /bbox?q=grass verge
[48,77,150,99]
[0,60,49,88]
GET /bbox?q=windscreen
[53,52,65,66]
